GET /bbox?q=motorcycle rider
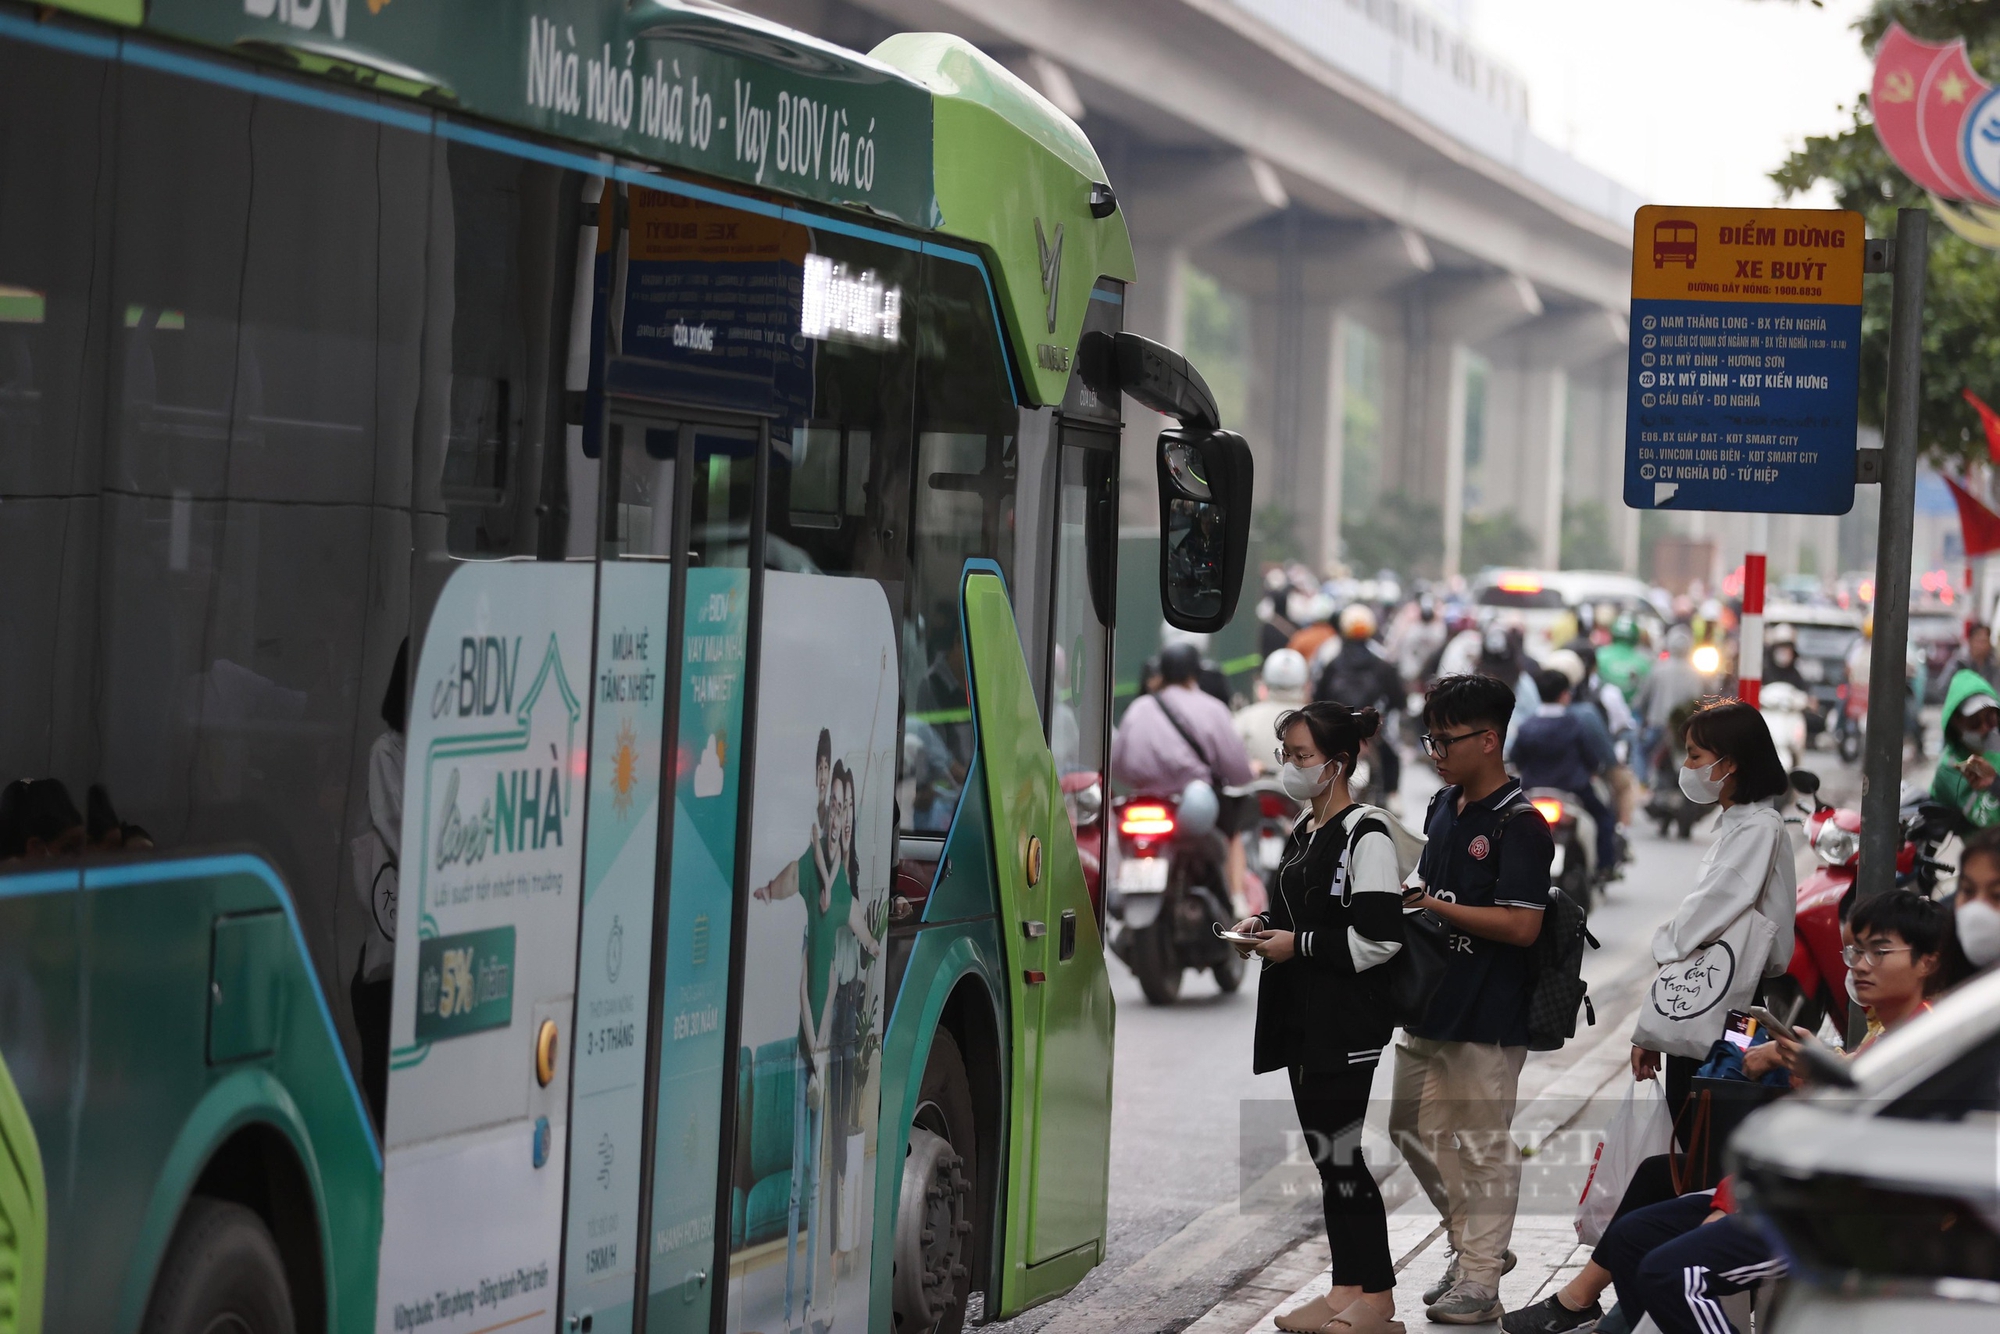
[1633,624,1713,780]
[1389,593,1448,692]
[1945,620,2000,693]
[1256,567,1301,657]
[1162,623,1234,705]
[1112,642,1256,902]
[1288,593,1339,667]
[1236,649,1311,775]
[1594,614,1652,704]
[1761,624,1825,746]
[1508,668,1619,880]
[1548,646,1638,837]
[1316,603,1406,806]
[1933,669,2000,830]
[1474,621,1540,744]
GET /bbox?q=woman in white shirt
[1630,700,1797,1124]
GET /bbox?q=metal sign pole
[1858,207,1930,901]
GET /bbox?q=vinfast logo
[1035,217,1064,333]
[243,0,348,42]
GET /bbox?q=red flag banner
[1944,473,2000,557]
[1964,388,2000,464]
[1876,24,1961,195]
[1919,40,1994,202]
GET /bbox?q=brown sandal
[1324,1298,1406,1334]
[1273,1294,1340,1332]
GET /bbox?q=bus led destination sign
[1625,204,1865,515]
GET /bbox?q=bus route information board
[1625,204,1865,515]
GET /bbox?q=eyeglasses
[1420,728,1493,759]
[1841,943,1913,968]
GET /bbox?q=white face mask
[1679,758,1727,805]
[1966,727,1998,756]
[1958,899,2000,969]
[1279,759,1337,802]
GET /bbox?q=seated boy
[1504,888,1956,1334]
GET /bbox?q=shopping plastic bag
[1575,1078,1674,1245]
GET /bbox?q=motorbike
[1780,769,1959,1036]
[1644,727,1704,839]
[1526,787,1601,910]
[1757,681,1811,773]
[1106,782,1243,1005]
[1237,776,1301,913]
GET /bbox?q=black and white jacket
[1251,803,1424,1075]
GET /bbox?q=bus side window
[426,141,585,560]
[901,256,1017,834]
[763,228,917,586]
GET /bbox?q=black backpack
[1413,788,1597,1045]
[1527,885,1599,1051]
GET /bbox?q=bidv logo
[244,0,350,41]
[433,636,524,720]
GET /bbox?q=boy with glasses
[1391,675,1554,1323]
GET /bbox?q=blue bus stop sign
[1625,205,1865,516]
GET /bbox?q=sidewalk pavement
[1187,970,1653,1334]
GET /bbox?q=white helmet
[1544,648,1588,687]
[1338,603,1379,640]
[1262,648,1309,693]
[1159,621,1211,652]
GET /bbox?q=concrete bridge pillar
[1477,309,1628,569]
[1227,225,1434,571]
[1397,273,1544,579]
[1116,152,1289,527]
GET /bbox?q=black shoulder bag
[1341,809,1450,1028]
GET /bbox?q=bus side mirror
[1157,427,1252,634]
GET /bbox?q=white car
[1731,967,2000,1331]
[1469,568,1662,661]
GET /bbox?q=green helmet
[1611,613,1640,645]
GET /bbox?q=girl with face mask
[1229,703,1426,1333]
[1953,826,2000,972]
[1933,671,2000,830]
[1631,701,1798,1128]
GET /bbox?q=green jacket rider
[1595,614,1652,703]
[1933,668,2000,829]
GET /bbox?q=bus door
[962,560,1115,1307]
[560,408,759,1334]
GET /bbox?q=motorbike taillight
[1119,803,1175,837]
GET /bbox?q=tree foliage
[1344,492,1443,581]
[1462,510,1537,572]
[1771,2,2000,467]
[1561,500,1622,570]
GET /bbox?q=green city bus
[0,3,1251,1334]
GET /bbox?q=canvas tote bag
[1631,825,1784,1059]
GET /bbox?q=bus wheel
[142,1196,295,1334]
[894,1032,977,1334]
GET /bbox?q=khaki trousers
[1388,1035,1528,1288]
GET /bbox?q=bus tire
[894,1030,978,1334]
[142,1196,295,1334]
